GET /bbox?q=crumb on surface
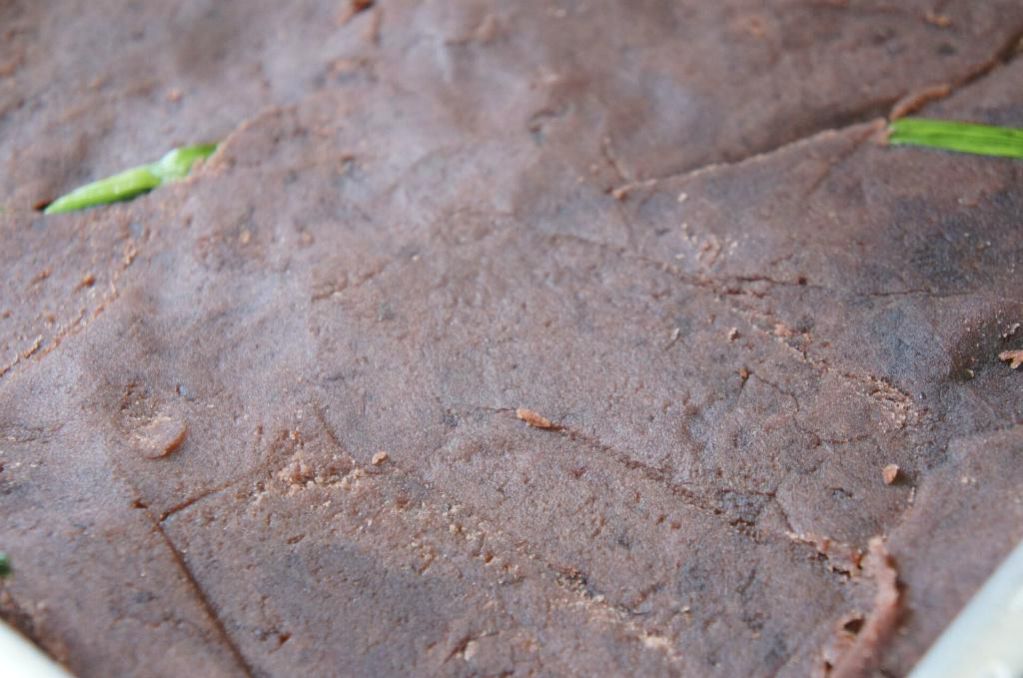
[137,416,188,459]
[610,178,657,201]
[882,464,899,485]
[665,326,682,350]
[515,407,557,430]
[999,349,1023,369]
[923,11,952,28]
[371,451,389,465]
[773,323,794,338]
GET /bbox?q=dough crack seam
[148,515,258,678]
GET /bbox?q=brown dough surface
[2,2,1023,677]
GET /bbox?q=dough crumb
[882,464,899,485]
[773,322,794,338]
[786,532,862,576]
[371,451,389,465]
[610,178,657,201]
[999,349,1023,369]
[137,415,188,459]
[642,634,672,651]
[923,11,952,28]
[727,327,740,341]
[515,408,557,430]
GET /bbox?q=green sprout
[0,552,10,578]
[889,118,1023,159]
[43,143,217,215]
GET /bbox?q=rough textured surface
[6,0,1023,209]
[2,1,1023,677]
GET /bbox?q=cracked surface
[5,0,1023,211]
[3,1,1023,677]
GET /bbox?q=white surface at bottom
[0,620,72,678]
[910,539,1023,678]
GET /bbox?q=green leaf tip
[889,117,1023,160]
[152,143,219,181]
[0,552,10,578]
[43,142,218,215]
